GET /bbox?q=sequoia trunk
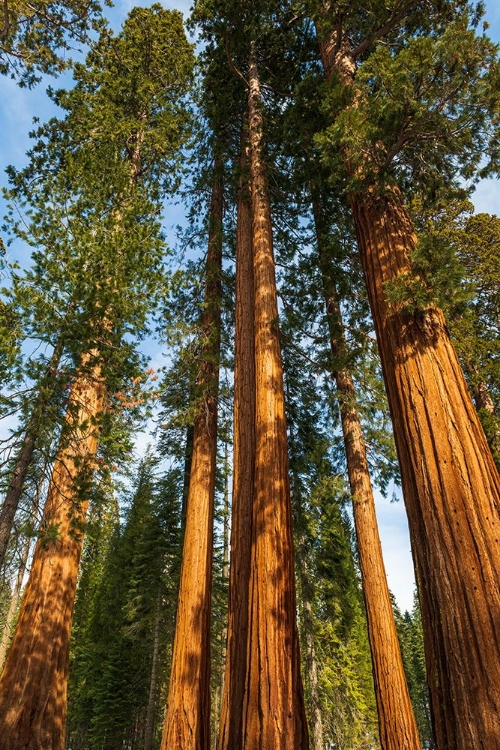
[318,29,500,748]
[312,195,420,749]
[0,352,104,750]
[161,162,223,750]
[349,190,500,748]
[219,125,255,750]
[240,50,308,749]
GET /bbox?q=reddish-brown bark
[239,50,308,750]
[312,194,420,749]
[161,163,223,750]
[219,126,255,750]
[349,190,500,748]
[0,353,104,750]
[318,28,500,747]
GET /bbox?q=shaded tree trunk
[318,29,500,749]
[181,423,194,533]
[312,194,420,750]
[239,48,308,749]
[144,587,162,750]
[0,339,64,568]
[0,351,105,750]
[219,124,255,750]
[0,529,32,667]
[296,540,324,750]
[161,161,223,750]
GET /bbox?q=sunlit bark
[0,352,104,750]
[318,26,500,748]
[161,162,223,750]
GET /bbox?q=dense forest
[0,1,499,749]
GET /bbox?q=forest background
[1,0,499,613]
[2,4,500,748]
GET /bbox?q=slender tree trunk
[296,541,324,750]
[312,195,420,749]
[318,31,500,749]
[0,531,32,667]
[219,124,256,750]
[0,351,104,750]
[239,49,308,749]
[0,339,63,568]
[181,423,195,533]
[144,587,162,750]
[161,161,223,750]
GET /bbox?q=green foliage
[314,1,500,202]
[0,0,104,86]
[394,593,435,748]
[68,457,183,750]
[435,206,500,465]
[284,336,379,747]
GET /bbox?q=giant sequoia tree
[0,9,194,748]
[310,2,500,746]
[161,155,223,749]
[1,2,499,747]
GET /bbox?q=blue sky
[1,1,499,612]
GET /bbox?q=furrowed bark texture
[319,31,500,748]
[219,126,256,750]
[0,353,104,750]
[240,52,308,750]
[0,339,63,568]
[312,196,420,749]
[161,164,223,750]
[350,190,500,748]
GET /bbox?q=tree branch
[351,1,415,58]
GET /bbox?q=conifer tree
[219,123,255,750]
[0,9,194,748]
[311,190,419,750]
[310,3,500,745]
[0,0,103,85]
[161,156,223,749]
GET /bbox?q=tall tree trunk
[0,338,63,568]
[219,124,255,750]
[0,351,104,750]
[312,194,420,749]
[240,48,308,749]
[318,30,500,749]
[161,161,223,750]
[296,540,324,750]
[144,587,162,750]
